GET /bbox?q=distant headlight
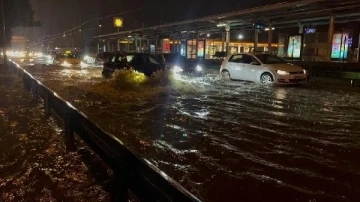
[173,65,183,73]
[276,70,289,75]
[62,61,71,67]
[196,65,203,72]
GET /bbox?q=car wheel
[260,73,274,84]
[221,70,231,80]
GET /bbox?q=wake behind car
[102,52,166,78]
[220,53,308,84]
[156,53,204,76]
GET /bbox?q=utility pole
[1,0,7,65]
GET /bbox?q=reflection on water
[24,64,360,202]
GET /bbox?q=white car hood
[265,63,304,72]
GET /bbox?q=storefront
[164,39,278,59]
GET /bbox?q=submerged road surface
[21,61,360,202]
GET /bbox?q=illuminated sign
[287,35,302,58]
[180,42,186,57]
[113,17,123,28]
[150,45,155,54]
[197,40,205,58]
[253,23,265,31]
[331,33,349,59]
[305,28,316,34]
[162,39,170,53]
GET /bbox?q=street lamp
[238,34,243,40]
[207,33,210,37]
[99,24,102,28]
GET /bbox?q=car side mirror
[250,62,260,65]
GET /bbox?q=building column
[221,32,225,52]
[225,26,231,55]
[254,29,259,51]
[135,39,138,52]
[155,36,158,53]
[147,39,150,53]
[139,38,142,52]
[106,40,110,52]
[172,35,176,53]
[176,35,180,53]
[268,23,273,52]
[117,39,120,51]
[327,15,335,61]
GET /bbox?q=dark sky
[15,0,296,47]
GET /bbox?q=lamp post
[1,0,7,65]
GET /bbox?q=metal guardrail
[317,71,360,87]
[8,61,200,202]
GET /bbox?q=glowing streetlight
[207,33,210,37]
[238,34,243,39]
[264,27,275,31]
[99,24,102,28]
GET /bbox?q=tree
[1,0,38,47]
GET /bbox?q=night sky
[14,0,296,47]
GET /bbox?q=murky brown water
[0,66,110,201]
[23,62,360,202]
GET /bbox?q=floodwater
[22,60,360,202]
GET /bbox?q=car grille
[289,71,304,74]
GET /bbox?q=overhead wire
[28,6,146,48]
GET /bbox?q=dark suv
[102,53,166,78]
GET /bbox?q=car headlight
[173,65,183,73]
[84,55,89,60]
[276,70,289,75]
[62,61,71,67]
[196,65,203,72]
[303,69,307,74]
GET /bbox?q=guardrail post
[64,110,76,151]
[44,94,51,118]
[31,80,38,103]
[113,170,129,202]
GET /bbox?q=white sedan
[220,53,308,84]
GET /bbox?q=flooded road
[22,61,360,202]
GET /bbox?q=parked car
[156,53,204,76]
[220,53,308,84]
[54,52,82,67]
[102,52,166,78]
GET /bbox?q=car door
[241,54,261,82]
[226,54,245,80]
[128,54,145,72]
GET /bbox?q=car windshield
[60,54,80,59]
[148,55,161,65]
[164,54,185,63]
[255,54,286,64]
